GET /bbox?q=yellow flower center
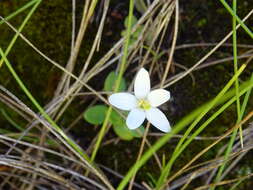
[138,99,151,110]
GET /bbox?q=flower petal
[126,108,146,129]
[146,108,171,132]
[147,89,170,107]
[134,68,150,99]
[108,93,137,111]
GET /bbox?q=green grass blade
[0,0,41,68]
[0,109,24,131]
[0,0,38,26]
[219,0,253,39]
[231,0,243,148]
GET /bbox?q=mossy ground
[0,0,252,188]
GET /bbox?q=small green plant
[84,71,145,140]
[121,15,144,46]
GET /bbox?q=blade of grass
[0,0,38,26]
[219,0,253,39]
[232,0,243,149]
[240,74,253,116]
[0,0,40,69]
[229,180,243,190]
[0,108,24,131]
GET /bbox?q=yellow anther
[138,99,151,110]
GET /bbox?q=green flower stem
[90,0,134,162]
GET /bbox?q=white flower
[108,68,171,133]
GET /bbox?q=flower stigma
[138,99,151,110]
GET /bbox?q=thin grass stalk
[53,1,110,121]
[167,136,253,189]
[167,127,253,190]
[160,0,179,86]
[232,1,243,148]
[74,0,110,82]
[0,0,37,26]
[0,109,24,131]
[0,0,41,68]
[128,124,151,190]
[90,0,134,163]
[229,0,244,152]
[194,172,253,190]
[229,180,243,190]
[55,0,100,96]
[141,2,174,68]
[218,0,253,39]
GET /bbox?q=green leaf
[124,15,138,28]
[84,105,108,125]
[132,26,143,38]
[109,110,134,141]
[130,125,145,137]
[113,123,134,141]
[121,30,138,46]
[135,0,147,14]
[104,71,126,92]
